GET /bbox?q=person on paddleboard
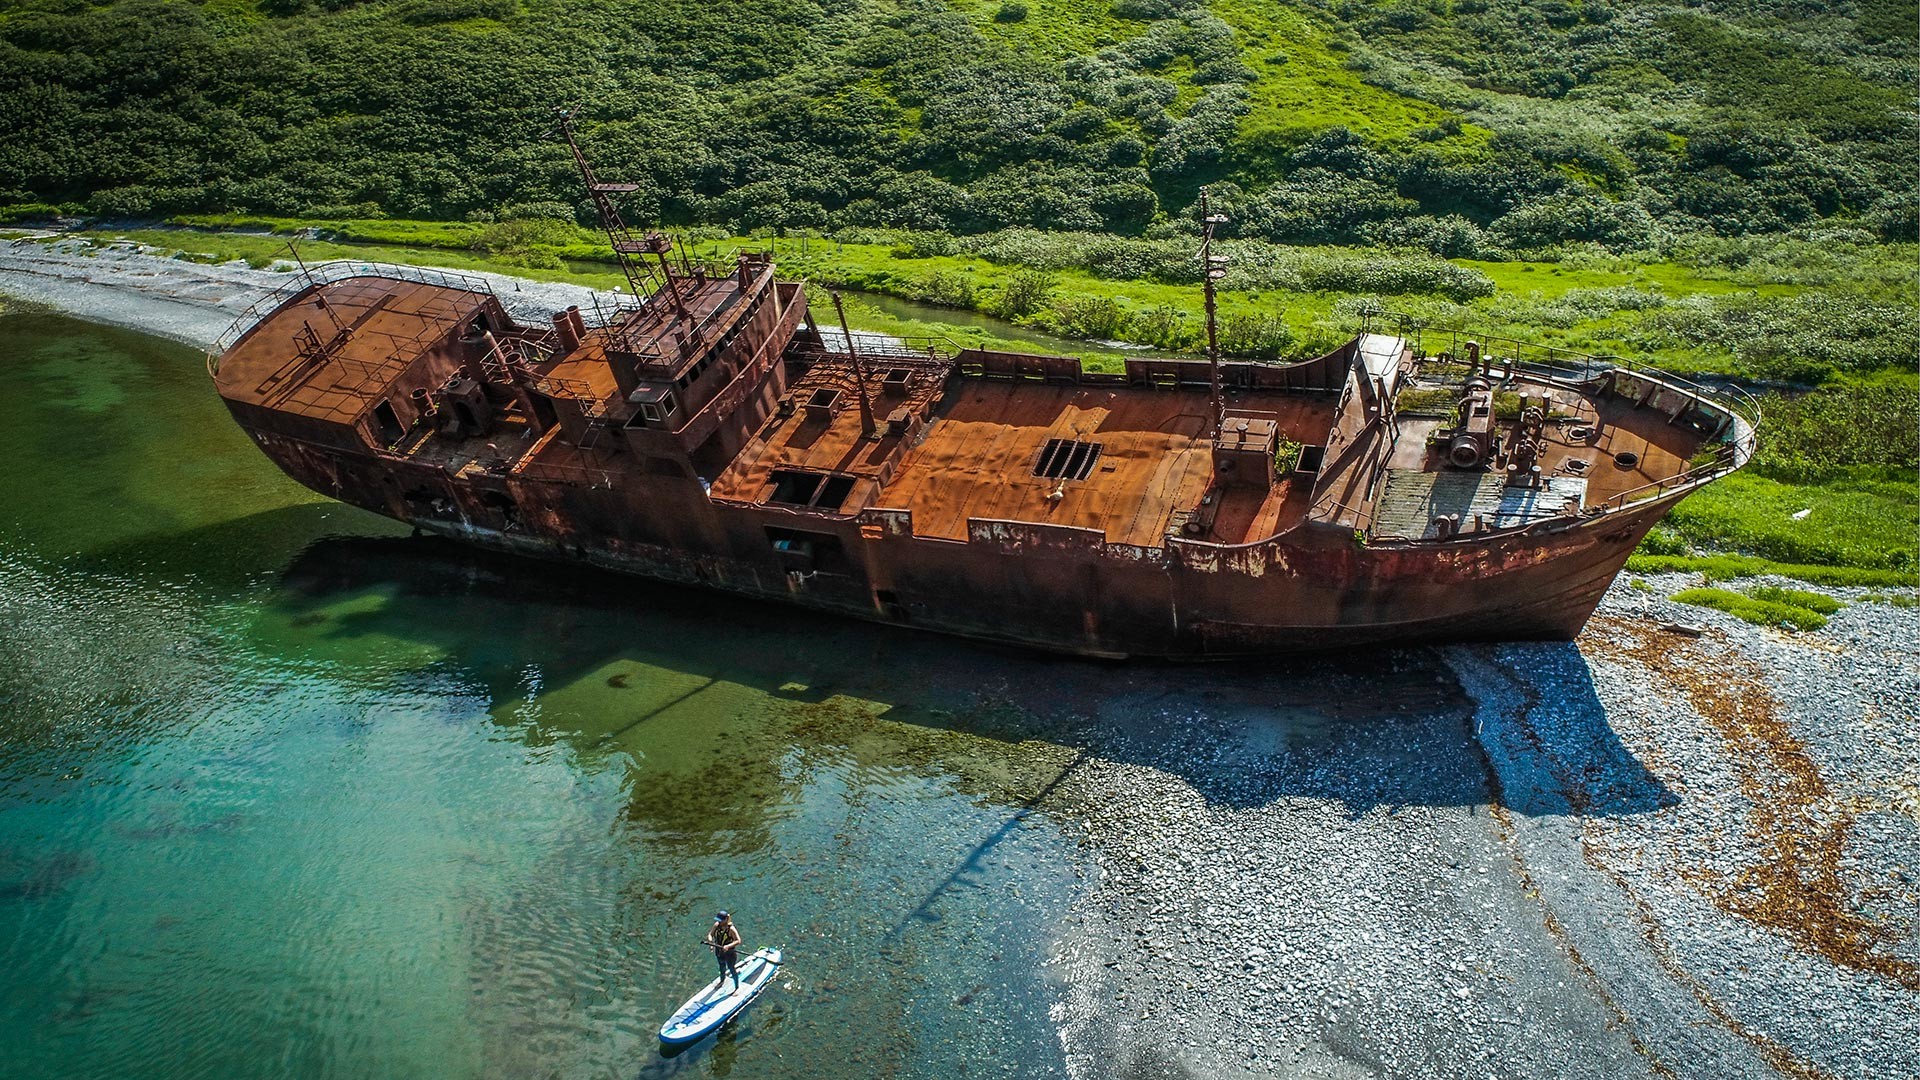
[706,911,743,987]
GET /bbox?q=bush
[903,270,976,309]
[991,269,1056,318]
[471,218,576,261]
[1359,215,1489,258]
[0,202,63,224]
[1394,387,1459,416]
[960,229,1091,271]
[1242,169,1416,245]
[1749,382,1919,484]
[890,232,961,259]
[1111,0,1203,16]
[1081,236,1197,283]
[1048,295,1124,339]
[1218,312,1294,359]
[1641,293,1920,382]
[1126,304,1198,350]
[1296,253,1496,302]
[1488,192,1658,253]
[994,1,1027,21]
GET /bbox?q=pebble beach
[1049,579,1916,1079]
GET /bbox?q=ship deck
[215,278,486,422]
[709,366,1339,547]
[886,381,1331,546]
[1374,381,1710,539]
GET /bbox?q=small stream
[839,290,1151,361]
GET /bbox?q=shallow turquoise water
[0,312,1084,1079]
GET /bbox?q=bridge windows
[631,384,679,425]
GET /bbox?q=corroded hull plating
[245,423,1680,658]
[213,259,1754,661]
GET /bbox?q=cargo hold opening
[764,469,856,511]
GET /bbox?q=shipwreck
[209,121,1757,658]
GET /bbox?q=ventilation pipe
[551,311,581,354]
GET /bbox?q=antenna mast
[1199,190,1229,438]
[553,107,670,307]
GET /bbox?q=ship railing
[1368,314,1761,426]
[1363,311,1762,473]
[1307,496,1375,534]
[526,371,598,399]
[207,260,498,377]
[1585,441,1746,515]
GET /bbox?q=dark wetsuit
[707,920,742,983]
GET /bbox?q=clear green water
[0,312,1084,1079]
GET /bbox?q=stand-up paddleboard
[659,947,783,1046]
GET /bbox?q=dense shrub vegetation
[0,0,1912,246]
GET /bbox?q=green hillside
[1,0,1913,244]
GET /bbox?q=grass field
[151,215,1917,380]
[954,0,1145,61]
[1668,585,1845,631]
[1208,0,1486,160]
[1658,471,1917,574]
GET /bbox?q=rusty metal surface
[904,382,1211,547]
[211,258,1755,658]
[706,352,950,510]
[214,278,488,421]
[879,381,1324,548]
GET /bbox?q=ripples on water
[0,313,1084,1079]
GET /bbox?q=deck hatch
[765,469,856,511]
[1034,438,1102,481]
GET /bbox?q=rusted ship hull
[209,128,1759,659]
[211,237,1754,661]
[242,416,1684,658]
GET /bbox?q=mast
[553,107,673,310]
[1199,190,1229,438]
[829,289,876,439]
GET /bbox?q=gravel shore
[1050,576,1917,1079]
[0,235,613,348]
[6,235,1913,1078]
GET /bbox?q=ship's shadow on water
[62,501,410,591]
[267,533,1673,822]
